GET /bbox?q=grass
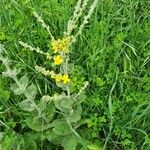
[0,0,150,149]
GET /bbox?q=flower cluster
[35,66,70,85]
[52,74,70,84]
[19,0,99,89]
[50,37,71,85]
[53,55,63,65]
[51,37,70,53]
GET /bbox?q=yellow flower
[52,73,70,84]
[51,41,59,53]
[54,74,62,82]
[51,37,70,53]
[53,55,63,65]
[61,74,70,84]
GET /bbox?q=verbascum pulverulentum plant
[0,0,99,149]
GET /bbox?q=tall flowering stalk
[19,0,99,96]
[1,0,99,149]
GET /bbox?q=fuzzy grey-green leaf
[11,83,25,95]
[25,117,53,131]
[67,105,82,123]
[18,99,36,112]
[60,98,74,109]
[19,75,28,89]
[51,119,72,135]
[26,83,37,99]
[46,130,64,145]
[62,134,77,150]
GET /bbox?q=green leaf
[0,132,3,141]
[0,78,10,101]
[0,89,10,101]
[60,63,74,73]
[67,105,82,123]
[19,75,28,89]
[43,103,55,122]
[62,134,77,150]
[76,93,86,104]
[145,136,150,145]
[23,133,37,150]
[87,143,103,150]
[10,75,29,95]
[53,97,76,114]
[38,99,48,112]
[51,119,72,135]
[67,63,74,73]
[25,117,53,131]
[60,98,74,109]
[26,83,37,99]
[11,83,25,95]
[54,99,71,113]
[22,0,31,5]
[18,99,36,112]
[46,129,64,145]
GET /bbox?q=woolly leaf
[67,63,74,73]
[46,130,64,145]
[38,99,48,112]
[25,117,53,132]
[62,134,77,150]
[11,83,25,95]
[67,105,82,123]
[60,98,74,109]
[87,143,103,150]
[18,99,36,112]
[53,99,70,113]
[26,83,37,99]
[0,132,3,141]
[51,119,72,135]
[10,75,28,95]
[19,75,28,89]
[43,103,55,122]
[60,63,74,73]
